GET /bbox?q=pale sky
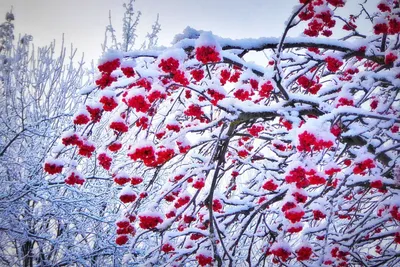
[0,0,378,63]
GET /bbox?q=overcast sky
[0,0,378,63]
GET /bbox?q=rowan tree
[45,0,399,266]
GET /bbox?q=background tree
[0,1,163,265]
[0,10,90,266]
[0,12,115,266]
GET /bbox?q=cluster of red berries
[353,158,375,175]
[171,69,189,86]
[165,210,176,218]
[177,141,191,154]
[77,140,96,158]
[184,104,204,119]
[325,56,343,72]
[207,89,225,105]
[193,177,205,189]
[121,66,135,78]
[285,166,326,188]
[158,57,179,73]
[325,166,341,176]
[297,76,317,92]
[138,214,163,229]
[292,192,307,203]
[230,70,242,83]
[284,206,305,223]
[342,15,358,31]
[108,141,122,152]
[370,180,386,193]
[234,88,252,101]
[96,58,120,89]
[73,113,90,125]
[99,95,118,111]
[307,170,326,185]
[313,209,326,220]
[166,123,181,132]
[174,195,191,209]
[391,206,400,221]
[262,180,278,191]
[147,89,165,104]
[259,81,274,97]
[130,176,143,186]
[273,142,287,151]
[113,173,130,186]
[336,97,354,107]
[395,232,400,244]
[330,124,341,137]
[98,58,120,73]
[339,67,360,81]
[296,246,313,261]
[297,131,334,152]
[298,0,342,37]
[98,153,112,170]
[190,69,204,82]
[155,147,176,166]
[370,99,379,110]
[195,46,221,64]
[161,243,175,253]
[96,74,117,89]
[280,118,293,130]
[62,132,96,158]
[218,68,243,85]
[128,145,156,165]
[287,224,303,233]
[127,94,151,113]
[44,162,63,175]
[196,253,213,266]
[135,116,149,130]
[373,1,400,35]
[212,199,223,212]
[119,190,137,203]
[110,121,129,133]
[285,167,308,188]
[220,69,230,85]
[331,247,349,262]
[115,217,136,245]
[308,12,335,37]
[65,171,85,185]
[131,77,152,90]
[248,124,264,137]
[270,246,291,262]
[86,105,102,123]
[385,52,398,65]
[62,133,82,146]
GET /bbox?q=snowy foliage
[0,12,117,267]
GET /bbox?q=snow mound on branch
[98,50,123,65]
[157,48,187,62]
[44,157,64,166]
[120,186,136,196]
[172,27,202,44]
[195,31,221,49]
[99,89,117,98]
[295,118,336,143]
[270,240,292,252]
